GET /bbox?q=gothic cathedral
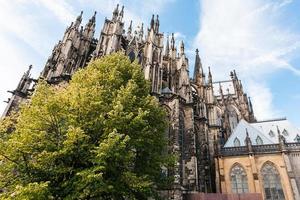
[3,5,300,200]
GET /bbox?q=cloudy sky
[0,0,300,126]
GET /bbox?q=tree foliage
[0,53,173,199]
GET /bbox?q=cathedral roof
[224,119,273,147]
[224,118,300,147]
[251,118,300,143]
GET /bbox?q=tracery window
[234,137,241,147]
[230,164,248,193]
[261,163,285,200]
[256,136,263,145]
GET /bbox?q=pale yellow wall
[217,153,294,200]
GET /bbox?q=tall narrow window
[230,164,248,193]
[234,137,241,147]
[256,136,263,145]
[261,163,285,200]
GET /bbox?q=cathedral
[3,5,300,200]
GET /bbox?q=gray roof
[224,119,300,147]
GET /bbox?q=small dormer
[282,129,289,136]
[295,135,300,143]
[234,137,241,147]
[256,136,263,145]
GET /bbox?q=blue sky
[0,0,300,126]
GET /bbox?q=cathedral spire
[150,14,155,29]
[84,11,96,39]
[138,23,144,42]
[16,65,33,93]
[164,34,170,56]
[179,40,184,56]
[208,66,212,85]
[248,97,253,114]
[118,5,124,21]
[193,48,204,82]
[75,11,83,28]
[171,33,175,50]
[127,20,132,39]
[154,15,160,33]
[85,11,96,28]
[91,11,96,22]
[112,4,119,21]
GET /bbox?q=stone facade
[3,5,264,200]
[217,118,300,200]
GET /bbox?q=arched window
[234,137,241,147]
[261,163,285,200]
[256,136,263,145]
[230,164,248,193]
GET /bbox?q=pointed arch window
[256,136,263,145]
[234,137,241,147]
[282,129,289,136]
[295,135,300,143]
[269,130,275,137]
[230,164,248,193]
[261,163,285,200]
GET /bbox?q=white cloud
[194,0,300,120]
[36,0,76,25]
[247,80,281,120]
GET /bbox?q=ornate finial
[88,11,96,24]
[139,23,144,41]
[76,11,83,23]
[25,65,33,77]
[113,4,119,19]
[245,128,253,153]
[219,83,223,93]
[180,40,184,55]
[119,5,124,18]
[164,33,170,56]
[127,20,133,35]
[248,97,253,113]
[150,14,155,28]
[196,48,199,55]
[171,33,175,50]
[208,66,212,84]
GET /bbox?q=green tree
[0,53,173,199]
